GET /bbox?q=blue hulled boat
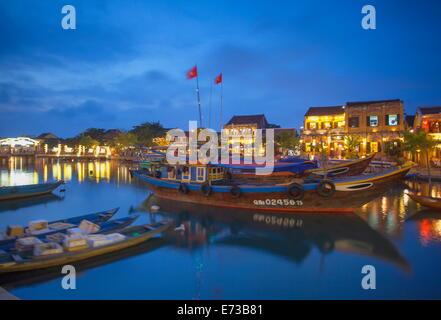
[0,181,64,201]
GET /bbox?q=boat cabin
[152,164,226,184]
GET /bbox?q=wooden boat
[303,153,375,178]
[0,220,172,274]
[0,237,168,290]
[229,154,375,183]
[407,192,441,211]
[0,207,119,241]
[131,162,414,213]
[0,215,139,251]
[0,181,64,201]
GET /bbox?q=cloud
[1,0,441,138]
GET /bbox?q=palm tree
[344,135,361,159]
[275,131,300,155]
[403,130,437,185]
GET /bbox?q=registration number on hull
[253,199,303,206]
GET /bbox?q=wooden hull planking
[133,164,413,213]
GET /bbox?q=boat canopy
[215,160,317,173]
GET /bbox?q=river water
[0,157,440,299]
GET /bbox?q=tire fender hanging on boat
[316,180,335,197]
[200,182,212,197]
[230,185,241,198]
[287,183,305,200]
[179,183,189,194]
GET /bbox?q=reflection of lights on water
[77,162,84,183]
[403,191,409,208]
[1,170,35,186]
[0,159,131,186]
[381,196,388,215]
[43,165,48,182]
[63,164,72,181]
[52,163,62,180]
[367,211,379,230]
[419,219,441,246]
[386,211,397,235]
[106,161,110,182]
[419,220,431,246]
[432,220,441,239]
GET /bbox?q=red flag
[187,65,198,79]
[214,73,222,84]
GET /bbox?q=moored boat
[0,181,64,201]
[131,162,414,213]
[0,207,119,241]
[407,192,441,211]
[0,215,139,252]
[0,220,172,274]
[303,153,376,178]
[228,153,375,183]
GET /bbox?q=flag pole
[219,81,223,132]
[209,82,213,129]
[196,74,203,127]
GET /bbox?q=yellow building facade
[301,99,405,158]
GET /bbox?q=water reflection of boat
[0,237,169,290]
[141,195,410,271]
[406,209,441,221]
[0,193,64,213]
[0,181,64,201]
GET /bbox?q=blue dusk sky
[1,0,440,138]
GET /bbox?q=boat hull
[407,192,441,211]
[304,154,375,178]
[0,181,64,201]
[133,164,412,213]
[0,207,119,243]
[0,221,171,274]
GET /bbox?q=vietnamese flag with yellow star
[186,65,198,79]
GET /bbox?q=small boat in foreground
[0,207,119,241]
[0,215,139,252]
[0,237,169,289]
[0,181,64,201]
[407,192,441,211]
[0,221,172,274]
[131,162,414,213]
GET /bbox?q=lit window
[387,114,398,126]
[368,116,378,127]
[322,122,331,129]
[308,123,317,129]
